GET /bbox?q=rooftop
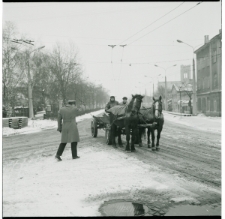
[194,31,222,54]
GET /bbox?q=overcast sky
[2,2,222,100]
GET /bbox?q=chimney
[204,35,209,44]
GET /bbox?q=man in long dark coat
[55,100,81,161]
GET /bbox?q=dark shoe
[73,156,80,159]
[55,155,62,161]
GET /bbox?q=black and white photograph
[1,1,222,217]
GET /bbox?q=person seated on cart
[105,96,119,113]
[120,97,128,106]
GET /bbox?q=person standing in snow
[55,100,82,161]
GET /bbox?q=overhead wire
[128,2,202,45]
[120,2,185,44]
[118,45,126,82]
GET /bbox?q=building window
[212,49,217,63]
[198,98,201,112]
[214,100,217,112]
[207,98,210,111]
[210,99,214,112]
[213,73,218,89]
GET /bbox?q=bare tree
[2,21,27,111]
[49,43,82,105]
[181,82,193,114]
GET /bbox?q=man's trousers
[56,142,78,158]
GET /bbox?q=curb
[164,111,193,117]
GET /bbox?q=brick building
[194,30,222,116]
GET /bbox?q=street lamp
[27,46,45,118]
[143,76,154,97]
[177,39,197,115]
[178,85,183,113]
[154,64,176,111]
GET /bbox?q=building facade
[194,30,222,116]
[180,65,191,83]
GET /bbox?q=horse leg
[118,127,123,147]
[139,127,143,147]
[111,125,117,148]
[156,127,162,149]
[131,127,136,152]
[147,128,151,148]
[125,125,130,151]
[151,129,156,151]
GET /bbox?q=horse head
[126,94,144,116]
[134,94,144,111]
[152,96,162,119]
[130,94,144,114]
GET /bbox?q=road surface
[3,114,221,216]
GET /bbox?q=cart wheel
[105,128,112,145]
[91,119,98,137]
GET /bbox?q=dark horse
[109,94,144,152]
[138,96,164,151]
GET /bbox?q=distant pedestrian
[55,100,81,161]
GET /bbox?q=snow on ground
[3,144,208,217]
[164,112,221,133]
[2,109,104,137]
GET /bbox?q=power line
[128,2,202,45]
[120,2,185,44]
[118,45,127,82]
[83,58,192,65]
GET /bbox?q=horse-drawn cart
[91,112,157,146]
[91,113,112,144]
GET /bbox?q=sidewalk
[165,111,192,116]
[2,109,105,137]
[164,111,221,134]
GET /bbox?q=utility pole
[12,39,44,118]
[27,46,45,118]
[177,39,197,115]
[178,85,182,114]
[154,64,176,111]
[153,83,154,97]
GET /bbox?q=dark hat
[122,97,127,100]
[68,100,76,104]
[110,96,115,98]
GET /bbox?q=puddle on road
[165,204,221,216]
[101,201,148,216]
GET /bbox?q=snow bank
[164,112,221,133]
[3,109,104,137]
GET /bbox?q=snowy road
[3,113,221,216]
